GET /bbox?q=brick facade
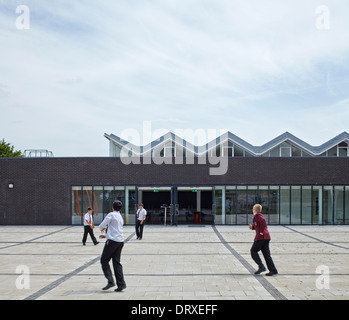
[0,157,348,225]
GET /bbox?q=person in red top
[249,204,278,276]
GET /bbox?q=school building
[0,131,349,226]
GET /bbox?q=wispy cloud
[1,0,349,155]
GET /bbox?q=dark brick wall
[0,157,348,225]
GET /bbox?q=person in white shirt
[99,200,126,292]
[82,208,99,246]
[135,203,147,240]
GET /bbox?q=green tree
[0,139,23,158]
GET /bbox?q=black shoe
[138,237,142,240]
[115,285,127,292]
[94,242,100,245]
[82,243,86,246]
[254,266,266,274]
[266,271,278,276]
[102,282,115,290]
[136,237,140,240]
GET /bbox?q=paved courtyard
[0,225,349,300]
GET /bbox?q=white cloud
[1,0,349,155]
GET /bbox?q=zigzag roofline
[104,131,349,157]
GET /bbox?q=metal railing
[24,149,54,158]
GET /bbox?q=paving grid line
[3,240,349,246]
[23,231,136,300]
[0,226,73,250]
[0,252,233,256]
[283,226,349,251]
[212,226,288,301]
[3,272,349,277]
[6,251,349,256]
[3,240,339,244]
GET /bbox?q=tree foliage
[0,139,23,158]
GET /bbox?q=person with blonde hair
[249,204,278,276]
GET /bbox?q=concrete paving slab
[0,225,348,300]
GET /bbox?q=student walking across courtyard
[249,204,278,276]
[82,207,99,246]
[135,203,147,240]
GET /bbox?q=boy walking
[82,207,99,246]
[249,204,278,276]
[135,203,147,240]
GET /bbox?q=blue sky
[1,0,349,156]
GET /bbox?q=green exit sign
[153,189,159,193]
[192,189,197,193]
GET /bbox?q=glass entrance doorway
[136,186,214,225]
[177,187,214,225]
[138,187,171,225]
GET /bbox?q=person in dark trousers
[135,203,147,240]
[82,208,99,246]
[99,200,127,292]
[249,204,278,276]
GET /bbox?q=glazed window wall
[72,185,349,225]
[217,185,349,225]
[269,186,279,224]
[280,186,290,224]
[72,186,83,225]
[291,186,301,224]
[225,187,237,224]
[72,186,135,225]
[345,187,349,224]
[302,186,312,224]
